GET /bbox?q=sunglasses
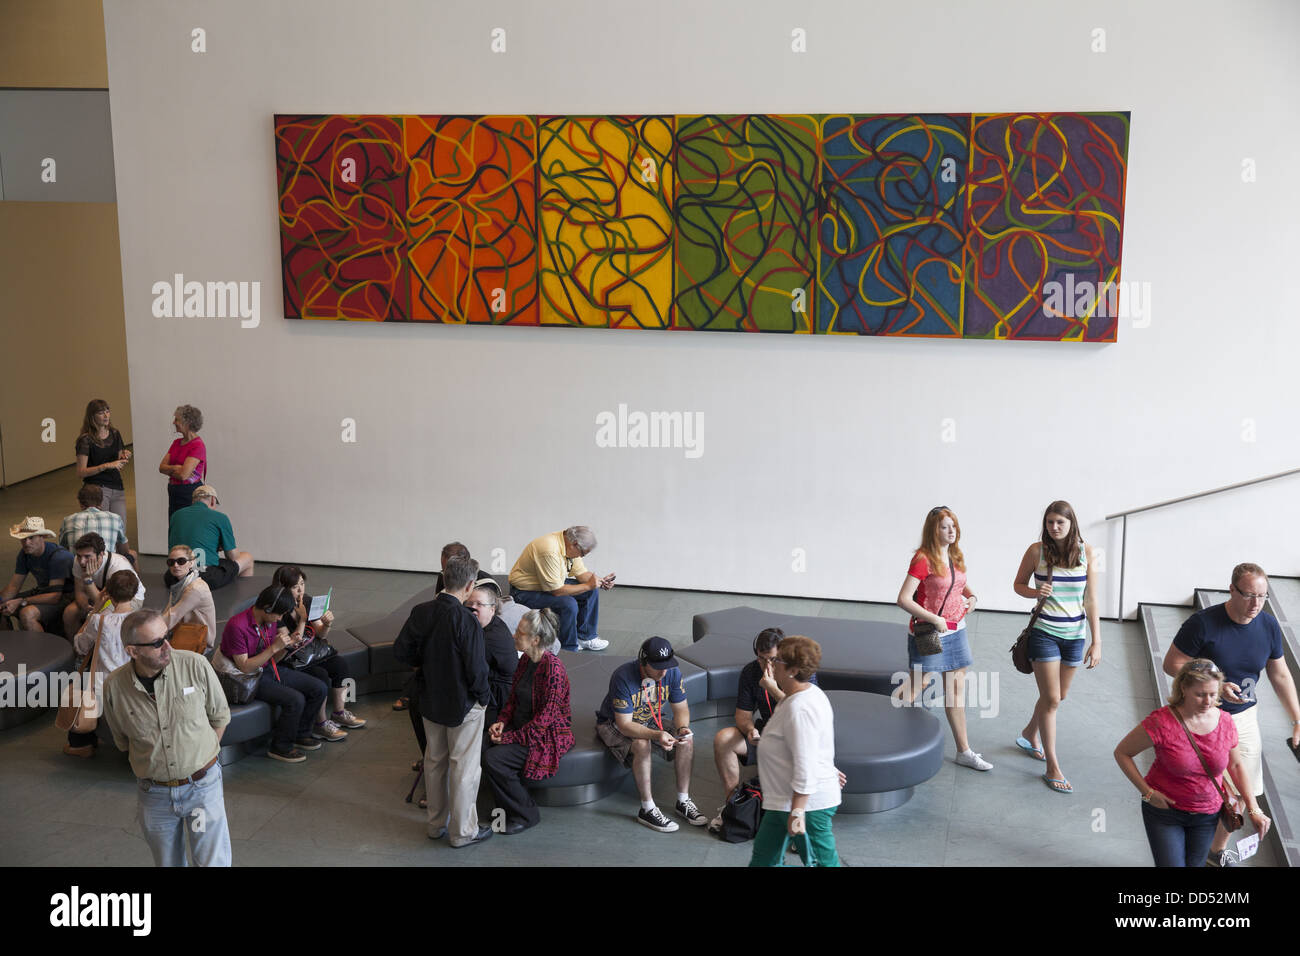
[130,637,170,649]
[929,506,951,516]
[166,557,190,566]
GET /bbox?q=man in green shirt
[166,485,253,591]
[102,609,232,866]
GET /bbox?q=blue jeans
[1027,628,1085,666]
[1141,801,1219,867]
[137,762,232,866]
[510,579,599,650]
[256,667,328,749]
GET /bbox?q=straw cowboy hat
[9,516,55,540]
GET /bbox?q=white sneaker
[956,749,993,771]
[578,637,609,651]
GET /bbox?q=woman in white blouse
[749,635,841,867]
[63,570,140,758]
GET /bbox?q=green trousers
[748,807,839,867]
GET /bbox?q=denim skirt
[907,621,973,671]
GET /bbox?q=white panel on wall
[102,0,1300,618]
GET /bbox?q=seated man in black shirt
[709,627,817,832]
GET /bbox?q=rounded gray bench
[682,606,944,812]
[0,632,77,730]
[828,690,944,811]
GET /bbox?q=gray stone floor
[1,463,1163,866]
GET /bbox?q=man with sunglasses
[1164,562,1300,867]
[101,609,232,866]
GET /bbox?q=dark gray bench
[683,606,944,812]
[0,632,77,730]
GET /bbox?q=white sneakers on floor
[956,749,993,771]
[578,636,609,651]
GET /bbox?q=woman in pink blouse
[1115,659,1270,866]
[158,404,207,517]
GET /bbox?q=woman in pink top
[158,404,207,517]
[895,506,990,771]
[1115,659,1270,866]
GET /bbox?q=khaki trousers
[423,704,486,846]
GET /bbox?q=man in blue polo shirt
[1,517,74,633]
[1164,562,1300,867]
[595,637,705,832]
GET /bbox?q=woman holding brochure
[273,565,366,736]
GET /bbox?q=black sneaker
[676,797,707,826]
[637,806,679,833]
[294,737,323,751]
[268,746,306,763]
[1206,849,1238,868]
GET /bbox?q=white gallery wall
[102,0,1300,618]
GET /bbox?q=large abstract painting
[275,111,1129,341]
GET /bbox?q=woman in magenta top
[1115,659,1270,867]
[895,506,990,772]
[158,404,207,517]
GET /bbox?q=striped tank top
[1034,545,1088,640]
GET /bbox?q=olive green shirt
[102,649,230,781]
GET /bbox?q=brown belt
[149,754,219,788]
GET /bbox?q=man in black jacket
[393,555,493,848]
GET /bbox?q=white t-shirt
[74,608,132,678]
[90,552,145,604]
[756,683,840,813]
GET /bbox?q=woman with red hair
[897,506,990,771]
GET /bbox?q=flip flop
[1042,774,1073,794]
[1015,736,1046,761]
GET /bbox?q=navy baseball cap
[639,636,677,671]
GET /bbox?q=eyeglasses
[165,557,190,566]
[129,637,170,649]
[1233,585,1268,603]
[466,602,494,610]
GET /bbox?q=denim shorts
[1027,628,1084,666]
[907,622,973,671]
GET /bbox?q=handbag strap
[1173,708,1232,805]
[1025,564,1054,632]
[78,613,105,676]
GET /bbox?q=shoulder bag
[56,618,102,733]
[283,623,337,669]
[911,554,957,657]
[1010,564,1052,675]
[211,647,260,705]
[1174,710,1245,832]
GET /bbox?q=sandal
[393,696,410,711]
[411,758,423,773]
[1042,774,1073,794]
[1015,736,1046,761]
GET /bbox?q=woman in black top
[75,400,130,523]
[271,565,366,740]
[466,576,520,730]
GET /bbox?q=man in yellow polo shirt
[508,526,615,651]
[102,608,232,866]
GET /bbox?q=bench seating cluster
[2,580,945,812]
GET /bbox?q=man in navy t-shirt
[2,517,74,634]
[1164,562,1300,867]
[595,637,705,833]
